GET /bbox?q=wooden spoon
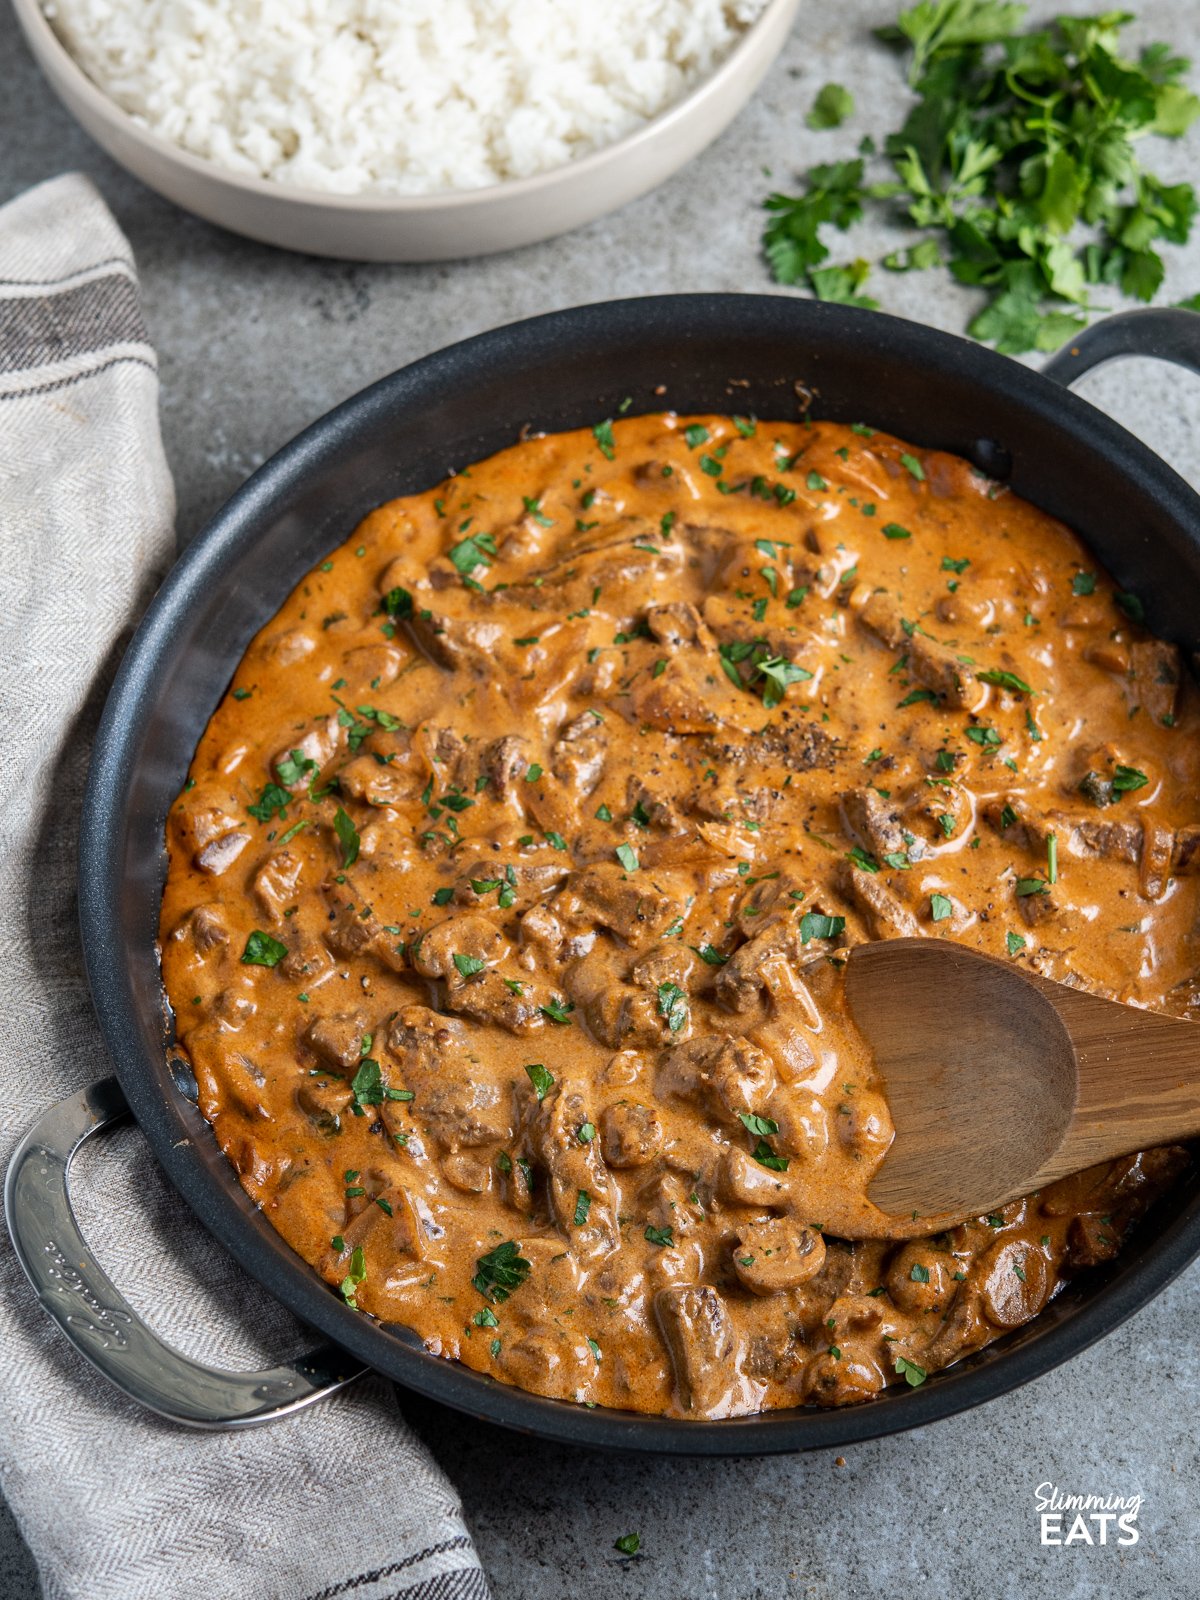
[844,938,1199,1227]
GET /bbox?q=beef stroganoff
[161,412,1198,1417]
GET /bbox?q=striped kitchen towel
[0,173,491,1600]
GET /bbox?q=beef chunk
[531,1079,618,1259]
[252,850,304,923]
[411,914,510,981]
[1128,638,1181,724]
[554,865,682,947]
[476,735,532,800]
[408,611,506,673]
[858,591,982,709]
[551,712,607,796]
[657,1032,776,1123]
[442,969,546,1035]
[655,1285,739,1414]
[563,946,665,1049]
[1173,825,1200,874]
[841,786,908,858]
[196,830,251,876]
[303,1011,369,1072]
[706,710,836,774]
[839,864,921,939]
[170,904,229,954]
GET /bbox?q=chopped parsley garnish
[614,1534,641,1557]
[453,952,486,978]
[241,930,287,967]
[882,522,912,540]
[350,1057,386,1109]
[751,1139,789,1172]
[333,806,360,868]
[930,893,953,922]
[473,1240,532,1303]
[339,1245,366,1308]
[847,845,880,873]
[447,530,498,577]
[893,1355,927,1388]
[807,82,855,130]
[978,669,1033,695]
[1113,763,1149,794]
[1006,931,1027,955]
[573,1190,592,1227]
[738,1112,779,1138]
[799,912,846,944]
[693,943,730,966]
[656,982,689,1033]
[756,655,815,709]
[383,585,413,619]
[593,419,616,459]
[525,1063,555,1100]
[248,782,291,823]
[276,748,318,788]
[522,496,553,528]
[644,1225,674,1248]
[615,843,639,872]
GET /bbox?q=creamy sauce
[160,413,1198,1417]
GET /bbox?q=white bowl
[13,0,802,262]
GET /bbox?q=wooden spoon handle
[1023,974,1200,1183]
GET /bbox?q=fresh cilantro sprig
[763,2,1200,352]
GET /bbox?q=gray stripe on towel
[0,271,149,375]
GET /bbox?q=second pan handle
[1042,306,1200,386]
[5,1076,366,1429]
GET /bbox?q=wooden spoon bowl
[845,939,1199,1226]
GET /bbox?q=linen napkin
[0,173,491,1600]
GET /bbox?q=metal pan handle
[1042,306,1200,386]
[5,1077,366,1428]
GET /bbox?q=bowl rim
[79,292,1200,1454]
[14,0,801,213]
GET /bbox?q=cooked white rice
[43,0,770,195]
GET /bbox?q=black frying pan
[10,294,1200,1455]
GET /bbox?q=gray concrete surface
[3,1,1200,1595]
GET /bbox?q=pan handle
[1042,306,1200,386]
[5,1077,366,1428]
